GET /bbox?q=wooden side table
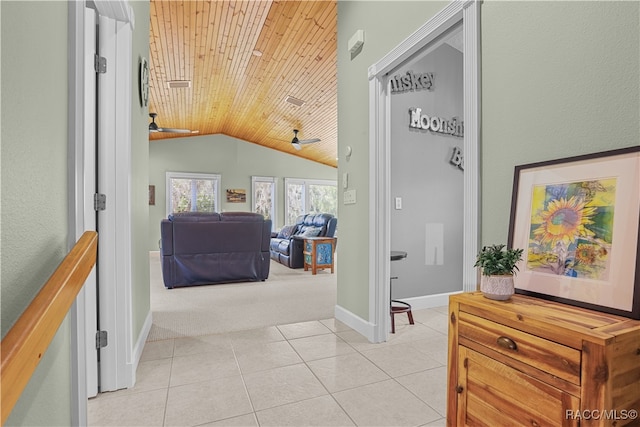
[303,237,336,274]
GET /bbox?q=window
[252,176,276,228]
[284,178,337,225]
[166,172,221,215]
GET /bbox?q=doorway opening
[368,1,481,342]
[389,23,464,315]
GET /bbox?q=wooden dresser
[447,292,640,427]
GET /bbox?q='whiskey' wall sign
[391,71,434,94]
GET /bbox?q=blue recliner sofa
[160,211,271,289]
[269,213,337,269]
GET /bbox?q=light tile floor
[88,307,449,427]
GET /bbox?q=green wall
[148,134,337,250]
[1,2,72,425]
[481,0,639,243]
[130,0,151,363]
[336,1,447,320]
[0,1,637,423]
[1,1,151,424]
[336,0,639,321]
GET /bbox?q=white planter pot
[480,274,514,300]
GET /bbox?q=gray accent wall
[390,43,464,298]
[148,134,337,251]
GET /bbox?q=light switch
[395,197,402,210]
[343,172,349,189]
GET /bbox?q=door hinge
[94,54,107,73]
[96,330,108,349]
[94,193,106,211]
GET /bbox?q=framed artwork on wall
[149,185,155,206]
[508,146,640,319]
[226,189,246,203]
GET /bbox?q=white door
[70,1,134,421]
[96,11,134,393]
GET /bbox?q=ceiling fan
[290,129,320,150]
[149,113,198,134]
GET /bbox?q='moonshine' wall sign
[408,107,463,138]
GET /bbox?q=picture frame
[148,185,155,206]
[226,189,246,203]
[508,146,640,319]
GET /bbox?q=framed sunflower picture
[508,146,640,319]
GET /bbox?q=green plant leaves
[474,244,524,276]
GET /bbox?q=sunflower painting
[527,179,616,279]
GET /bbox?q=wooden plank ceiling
[148,0,338,168]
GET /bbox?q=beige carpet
[147,252,337,341]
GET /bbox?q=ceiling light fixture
[285,95,305,107]
[167,80,191,89]
[252,49,263,57]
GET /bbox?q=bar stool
[390,251,414,334]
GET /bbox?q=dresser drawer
[458,311,581,385]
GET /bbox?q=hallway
[88,307,449,426]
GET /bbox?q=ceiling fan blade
[297,138,321,145]
[289,129,318,149]
[158,127,193,134]
[149,113,198,135]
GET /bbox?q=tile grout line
[289,328,360,427]
[161,339,177,427]
[230,341,261,425]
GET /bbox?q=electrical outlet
[395,197,402,210]
[344,189,357,205]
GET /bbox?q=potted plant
[474,244,524,300]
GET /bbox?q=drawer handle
[497,336,517,351]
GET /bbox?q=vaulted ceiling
[148,0,338,168]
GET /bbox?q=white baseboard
[130,310,153,386]
[335,291,461,344]
[395,290,462,310]
[334,304,377,342]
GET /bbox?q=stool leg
[390,311,395,334]
[407,310,414,325]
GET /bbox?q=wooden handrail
[1,231,98,425]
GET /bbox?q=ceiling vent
[285,95,305,107]
[167,80,191,89]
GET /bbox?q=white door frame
[68,1,135,424]
[68,2,93,424]
[368,0,481,342]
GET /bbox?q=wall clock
[139,57,149,107]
